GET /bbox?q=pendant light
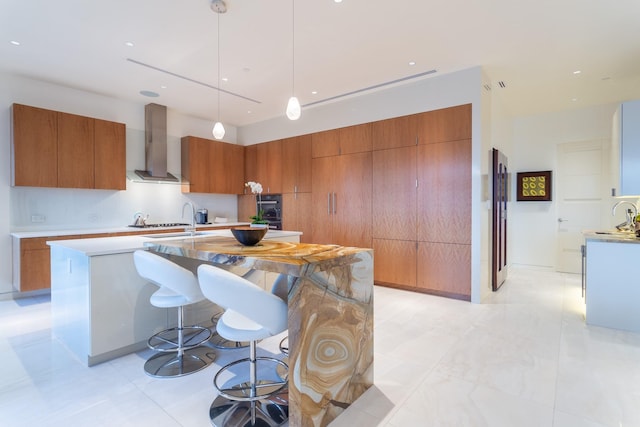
[212,1,226,139]
[286,0,301,120]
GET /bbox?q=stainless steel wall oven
[257,194,282,230]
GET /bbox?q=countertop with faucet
[10,222,249,239]
[583,230,640,243]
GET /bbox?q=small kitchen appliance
[196,208,209,224]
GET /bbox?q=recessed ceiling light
[9,40,20,46]
[125,41,134,47]
[247,110,252,114]
[408,61,416,66]
[140,90,159,97]
[311,91,318,95]
[334,0,343,3]
[222,77,228,82]
[572,98,578,102]
[160,85,167,89]
[573,70,581,75]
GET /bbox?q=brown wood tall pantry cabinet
[311,124,373,249]
[372,104,472,300]
[241,103,471,299]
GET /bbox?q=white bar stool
[197,264,289,427]
[133,250,214,378]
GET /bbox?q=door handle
[327,193,331,215]
[333,192,336,214]
[558,218,568,223]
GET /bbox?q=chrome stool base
[209,386,288,427]
[144,346,215,378]
[215,357,288,401]
[148,325,212,352]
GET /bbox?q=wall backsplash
[10,183,238,231]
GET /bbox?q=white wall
[509,104,619,268]
[239,68,484,145]
[0,73,240,296]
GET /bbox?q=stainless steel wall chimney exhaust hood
[133,103,179,182]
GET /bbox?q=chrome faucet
[612,201,638,231]
[182,202,196,235]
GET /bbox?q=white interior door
[556,140,604,273]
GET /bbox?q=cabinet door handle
[327,192,331,215]
[333,192,337,214]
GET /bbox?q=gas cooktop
[128,223,191,228]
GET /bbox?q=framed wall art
[516,171,552,201]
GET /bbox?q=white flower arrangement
[245,181,263,195]
[245,181,268,224]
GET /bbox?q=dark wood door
[492,148,508,291]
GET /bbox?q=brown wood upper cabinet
[311,123,372,158]
[181,136,245,194]
[12,104,58,187]
[371,104,471,150]
[256,140,283,194]
[94,119,126,190]
[281,134,312,193]
[57,112,94,188]
[11,104,125,190]
[371,114,421,150]
[417,104,471,144]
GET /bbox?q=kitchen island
[145,236,374,427]
[583,231,640,332]
[48,229,301,366]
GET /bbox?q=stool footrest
[147,325,212,352]
[214,357,289,402]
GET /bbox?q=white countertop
[11,222,249,239]
[46,229,303,256]
[583,230,640,244]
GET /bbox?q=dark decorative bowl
[231,226,267,246]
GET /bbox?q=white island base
[49,230,301,366]
[585,238,640,332]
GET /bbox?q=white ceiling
[2,0,640,128]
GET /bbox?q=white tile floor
[1,266,640,426]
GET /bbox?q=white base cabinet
[585,240,640,332]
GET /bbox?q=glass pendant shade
[286,96,301,120]
[212,121,225,139]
